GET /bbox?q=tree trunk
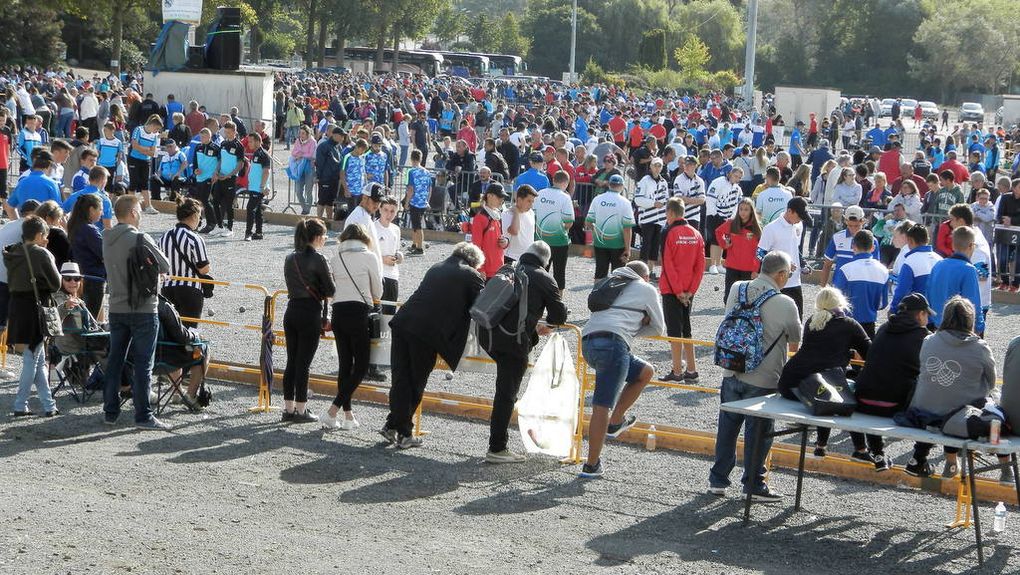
[392,26,401,72]
[375,21,387,72]
[337,35,346,67]
[305,0,317,69]
[249,24,262,64]
[112,2,124,77]
[317,18,328,67]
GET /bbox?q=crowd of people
[2,65,1020,493]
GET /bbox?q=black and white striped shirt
[672,172,706,224]
[160,223,209,290]
[635,174,669,226]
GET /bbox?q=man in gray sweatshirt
[102,194,171,429]
[578,261,666,478]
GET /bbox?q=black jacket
[498,139,521,178]
[853,313,929,407]
[484,150,509,180]
[478,252,568,357]
[284,248,335,302]
[777,315,871,399]
[389,253,485,370]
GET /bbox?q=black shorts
[706,215,726,246]
[317,180,337,206]
[662,293,693,338]
[409,206,426,231]
[127,157,150,192]
[0,168,7,199]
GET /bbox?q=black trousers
[594,247,626,280]
[83,278,105,321]
[190,180,216,227]
[639,223,662,262]
[816,427,885,455]
[212,176,237,228]
[550,244,568,291]
[386,330,438,437]
[781,285,804,320]
[245,192,264,235]
[381,277,399,315]
[331,302,371,411]
[723,268,753,303]
[163,284,204,328]
[489,350,529,453]
[281,298,323,403]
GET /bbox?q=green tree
[674,36,711,86]
[468,13,500,53]
[433,2,466,45]
[668,0,743,71]
[523,0,602,77]
[638,28,666,70]
[497,13,529,57]
[586,0,668,71]
[0,1,65,66]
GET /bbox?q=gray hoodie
[909,330,996,417]
[581,266,665,348]
[1001,335,1020,429]
[103,223,171,314]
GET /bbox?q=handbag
[793,367,857,417]
[337,249,382,340]
[291,255,330,334]
[21,243,63,338]
[169,228,214,298]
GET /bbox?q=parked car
[919,101,940,120]
[959,102,985,122]
[901,98,918,114]
[879,98,896,117]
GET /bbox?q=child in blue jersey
[191,128,221,234]
[244,133,272,241]
[402,149,432,254]
[364,134,390,187]
[340,138,368,215]
[153,140,188,201]
[96,122,123,194]
[128,117,162,213]
[72,149,98,193]
[16,116,45,172]
[833,230,889,338]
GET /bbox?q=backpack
[713,282,782,373]
[126,234,162,308]
[587,275,644,313]
[471,262,529,345]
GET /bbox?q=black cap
[331,126,346,136]
[787,197,812,226]
[365,182,386,201]
[485,182,507,199]
[898,293,936,316]
[370,134,383,144]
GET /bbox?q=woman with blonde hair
[777,287,871,459]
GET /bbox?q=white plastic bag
[516,332,579,458]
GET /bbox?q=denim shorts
[582,333,650,408]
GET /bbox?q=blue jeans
[57,110,74,138]
[14,343,54,413]
[582,334,650,409]
[295,171,315,214]
[103,312,158,423]
[709,376,775,493]
[399,145,409,168]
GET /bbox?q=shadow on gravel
[586,494,1012,574]
[454,477,586,516]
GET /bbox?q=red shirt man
[608,113,627,145]
[937,153,970,186]
[659,197,706,381]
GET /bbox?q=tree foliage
[497,13,529,57]
[523,0,602,78]
[674,37,711,86]
[1,0,65,66]
[638,29,667,71]
[432,2,466,44]
[468,14,500,53]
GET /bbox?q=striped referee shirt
[706,175,741,220]
[160,223,209,290]
[672,172,706,224]
[634,174,669,226]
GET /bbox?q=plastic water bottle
[645,425,657,451]
[993,502,1007,533]
[464,233,472,243]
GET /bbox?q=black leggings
[331,301,371,411]
[212,176,236,228]
[190,180,215,226]
[782,286,804,320]
[639,222,662,262]
[550,244,568,291]
[489,350,529,453]
[282,298,323,403]
[244,192,264,235]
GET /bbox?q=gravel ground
[2,381,1019,575]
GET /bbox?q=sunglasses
[63,277,82,282]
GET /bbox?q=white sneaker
[485,449,527,464]
[208,228,223,237]
[709,265,720,275]
[321,412,340,431]
[339,414,360,431]
[144,206,159,215]
[221,229,234,238]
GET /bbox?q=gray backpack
[470,262,529,344]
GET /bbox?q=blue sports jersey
[514,168,550,193]
[159,151,187,179]
[824,228,880,271]
[343,154,366,196]
[247,149,271,192]
[63,186,113,231]
[364,151,389,184]
[833,253,889,324]
[406,167,433,209]
[96,137,122,167]
[129,127,159,161]
[71,167,90,192]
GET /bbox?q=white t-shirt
[501,208,535,261]
[758,215,804,288]
[974,231,993,308]
[375,220,401,280]
[585,191,635,250]
[343,206,383,276]
[755,185,793,225]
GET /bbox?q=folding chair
[152,340,207,415]
[50,348,104,404]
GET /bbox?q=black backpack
[471,262,529,346]
[127,234,162,308]
[587,275,644,313]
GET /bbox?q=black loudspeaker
[186,46,205,69]
[205,6,242,70]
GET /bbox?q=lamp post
[569,0,577,82]
[742,0,759,107]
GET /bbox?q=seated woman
[52,262,108,390]
[156,295,212,411]
[903,296,999,480]
[777,287,871,462]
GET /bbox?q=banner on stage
[162,0,203,25]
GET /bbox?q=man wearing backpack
[578,261,665,478]
[477,241,567,463]
[708,251,803,501]
[102,194,172,430]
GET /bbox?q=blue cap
[608,174,625,185]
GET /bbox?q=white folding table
[721,394,1020,565]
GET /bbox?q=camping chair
[49,331,109,404]
[152,339,208,415]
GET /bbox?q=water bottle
[464,233,472,243]
[645,425,657,451]
[994,502,1007,533]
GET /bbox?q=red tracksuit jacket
[660,219,706,295]
[715,219,761,272]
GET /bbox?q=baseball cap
[370,134,383,144]
[365,182,385,201]
[869,145,882,154]
[529,152,544,163]
[543,145,555,153]
[485,182,507,198]
[787,197,811,225]
[844,205,865,220]
[608,174,625,185]
[898,293,936,316]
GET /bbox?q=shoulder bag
[292,253,330,334]
[22,243,63,338]
[337,250,382,339]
